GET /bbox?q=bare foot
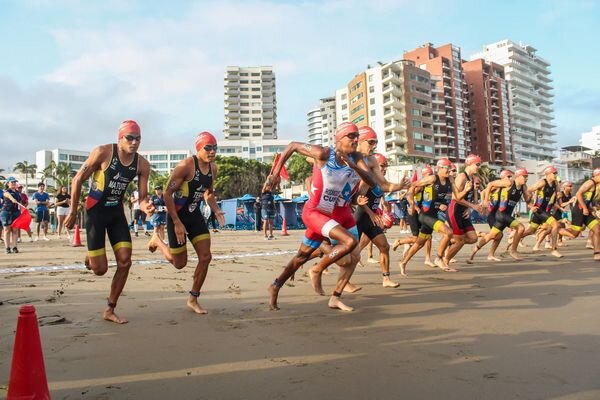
[268,284,280,311]
[399,262,407,276]
[424,259,436,267]
[383,277,400,288]
[309,268,325,296]
[103,308,128,324]
[84,256,91,270]
[509,251,524,261]
[544,243,553,250]
[518,241,526,248]
[448,258,457,264]
[586,242,593,249]
[328,296,354,311]
[392,240,402,251]
[440,266,458,272]
[487,255,502,262]
[594,253,600,261]
[532,245,541,252]
[551,250,563,258]
[187,297,208,314]
[434,257,448,270]
[343,282,362,293]
[147,234,159,253]
[468,247,478,264]
[367,257,378,264]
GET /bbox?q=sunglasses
[475,163,481,167]
[203,144,218,151]
[439,166,451,170]
[123,134,141,142]
[367,140,378,145]
[345,132,359,140]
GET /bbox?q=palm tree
[41,160,57,189]
[55,163,74,188]
[13,161,37,192]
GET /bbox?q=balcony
[385,134,408,145]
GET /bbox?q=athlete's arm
[64,145,108,229]
[204,162,225,227]
[344,153,378,188]
[136,157,152,215]
[366,155,409,192]
[164,159,194,244]
[527,179,546,193]
[268,142,328,187]
[521,184,533,203]
[576,180,594,215]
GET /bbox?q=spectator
[32,182,50,241]
[55,185,71,240]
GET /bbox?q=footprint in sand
[38,315,69,326]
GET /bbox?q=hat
[515,168,529,178]
[7,176,17,183]
[155,185,163,190]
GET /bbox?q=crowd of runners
[4,120,598,323]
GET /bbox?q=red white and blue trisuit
[302,149,361,249]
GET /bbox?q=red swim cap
[195,131,217,152]
[335,122,359,142]
[118,120,141,140]
[593,168,600,177]
[500,169,513,179]
[436,158,452,168]
[374,153,387,166]
[465,154,481,166]
[515,168,529,177]
[421,166,433,176]
[358,126,378,142]
[544,165,557,175]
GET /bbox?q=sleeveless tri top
[173,156,213,214]
[422,175,450,215]
[86,144,139,210]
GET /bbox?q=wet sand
[1,225,600,400]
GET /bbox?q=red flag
[271,153,290,181]
[411,169,419,183]
[12,207,32,231]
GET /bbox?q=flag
[411,169,419,183]
[12,207,32,231]
[271,153,290,181]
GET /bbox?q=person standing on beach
[55,185,71,240]
[267,122,377,312]
[1,177,23,253]
[261,180,276,240]
[15,183,33,243]
[147,131,224,315]
[150,185,167,242]
[32,182,51,241]
[65,120,152,324]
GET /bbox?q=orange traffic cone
[281,218,289,236]
[7,305,51,400]
[72,224,83,247]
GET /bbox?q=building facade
[138,150,193,175]
[463,59,514,165]
[580,126,600,154]
[224,66,277,140]
[472,40,556,161]
[307,97,337,147]
[404,43,471,162]
[217,139,290,164]
[306,107,322,145]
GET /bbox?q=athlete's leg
[329,244,361,311]
[103,246,132,324]
[269,244,315,310]
[509,223,525,260]
[187,236,212,314]
[371,233,398,286]
[434,224,455,271]
[310,226,358,295]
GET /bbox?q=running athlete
[443,154,484,266]
[353,153,400,288]
[399,158,463,273]
[147,132,224,315]
[543,181,575,248]
[470,168,531,262]
[267,122,377,311]
[520,166,572,258]
[392,166,435,272]
[65,120,152,324]
[151,185,167,242]
[477,169,513,261]
[562,169,600,260]
[351,127,409,286]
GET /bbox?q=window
[251,87,260,91]
[242,147,249,151]
[251,73,260,76]
[241,102,249,106]
[251,80,260,84]
[240,73,248,76]
[252,118,261,121]
[170,154,186,160]
[412,109,421,116]
[370,98,375,105]
[252,95,261,99]
[256,146,262,151]
[240,80,249,84]
[352,115,365,124]
[252,125,261,129]
[252,110,261,114]
[241,125,250,129]
[368,74,373,82]
[342,104,347,110]
[369,86,374,93]
[150,154,168,161]
[412,120,422,128]
[370,110,376,116]
[240,94,249,98]
[341,93,347,100]
[350,103,364,114]
[241,118,250,121]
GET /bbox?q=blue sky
[1,0,598,170]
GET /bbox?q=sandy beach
[1,225,600,400]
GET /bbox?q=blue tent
[273,194,289,202]
[239,193,256,202]
[292,195,309,203]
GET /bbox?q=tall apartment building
[36,148,90,175]
[333,60,435,164]
[224,66,277,140]
[463,59,514,165]
[307,108,322,145]
[472,40,556,161]
[307,97,337,146]
[217,139,290,164]
[404,43,471,162]
[580,126,600,154]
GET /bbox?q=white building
[138,150,193,175]
[518,145,593,184]
[36,148,90,175]
[472,40,556,161]
[335,87,349,125]
[224,66,277,140]
[306,107,322,145]
[580,126,600,154]
[217,139,291,164]
[306,96,337,147]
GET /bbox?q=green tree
[286,154,312,185]
[149,170,170,190]
[13,161,37,191]
[55,163,75,189]
[214,156,272,198]
[475,164,496,187]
